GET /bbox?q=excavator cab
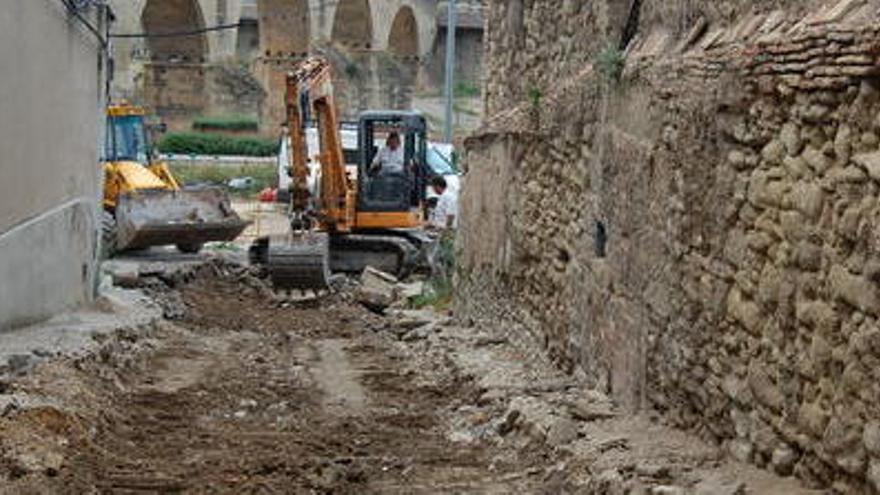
[358,111,428,213]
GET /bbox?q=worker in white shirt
[427,175,457,280]
[429,175,457,230]
[369,131,405,175]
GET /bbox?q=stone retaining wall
[458,0,880,491]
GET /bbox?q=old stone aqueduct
[107,0,438,128]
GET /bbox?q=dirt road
[0,264,819,494]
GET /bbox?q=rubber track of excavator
[329,234,421,279]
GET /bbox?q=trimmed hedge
[192,114,260,132]
[157,132,278,157]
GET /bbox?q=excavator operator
[369,131,405,175]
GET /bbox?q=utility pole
[443,0,457,143]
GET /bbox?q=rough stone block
[834,124,854,163]
[791,183,824,221]
[748,363,785,412]
[796,300,839,334]
[794,241,823,271]
[762,139,786,165]
[825,166,867,185]
[780,122,804,157]
[869,459,880,492]
[783,155,809,179]
[830,264,880,315]
[727,288,764,334]
[852,151,880,181]
[803,146,832,174]
[864,421,880,455]
[729,438,755,462]
[771,444,798,476]
[748,171,787,209]
[798,401,829,437]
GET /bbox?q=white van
[276,125,359,202]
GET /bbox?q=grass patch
[170,162,277,198]
[410,236,455,311]
[455,82,481,98]
[193,114,259,132]
[158,132,279,157]
[596,45,626,82]
[410,277,453,311]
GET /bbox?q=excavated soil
[0,272,557,494]
[0,266,820,494]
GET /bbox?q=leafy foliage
[410,236,455,311]
[528,87,543,106]
[596,46,626,82]
[455,82,481,98]
[192,115,260,132]
[158,132,278,157]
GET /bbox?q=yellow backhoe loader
[249,57,431,290]
[102,103,248,256]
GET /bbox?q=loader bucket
[115,187,249,250]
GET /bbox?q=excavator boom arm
[285,57,351,230]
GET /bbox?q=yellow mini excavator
[249,57,431,290]
[102,103,248,256]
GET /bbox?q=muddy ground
[0,262,819,494]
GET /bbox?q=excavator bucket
[266,233,332,291]
[115,187,249,251]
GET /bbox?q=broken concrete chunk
[566,398,616,422]
[355,266,400,313]
[104,261,141,288]
[396,280,425,299]
[391,309,437,330]
[635,463,670,478]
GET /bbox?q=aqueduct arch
[330,0,374,50]
[141,0,209,63]
[260,0,310,58]
[109,0,440,127]
[139,0,211,129]
[387,6,419,56]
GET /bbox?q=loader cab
[358,111,428,213]
[105,106,152,165]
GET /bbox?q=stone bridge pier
[257,0,437,127]
[107,0,438,131]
